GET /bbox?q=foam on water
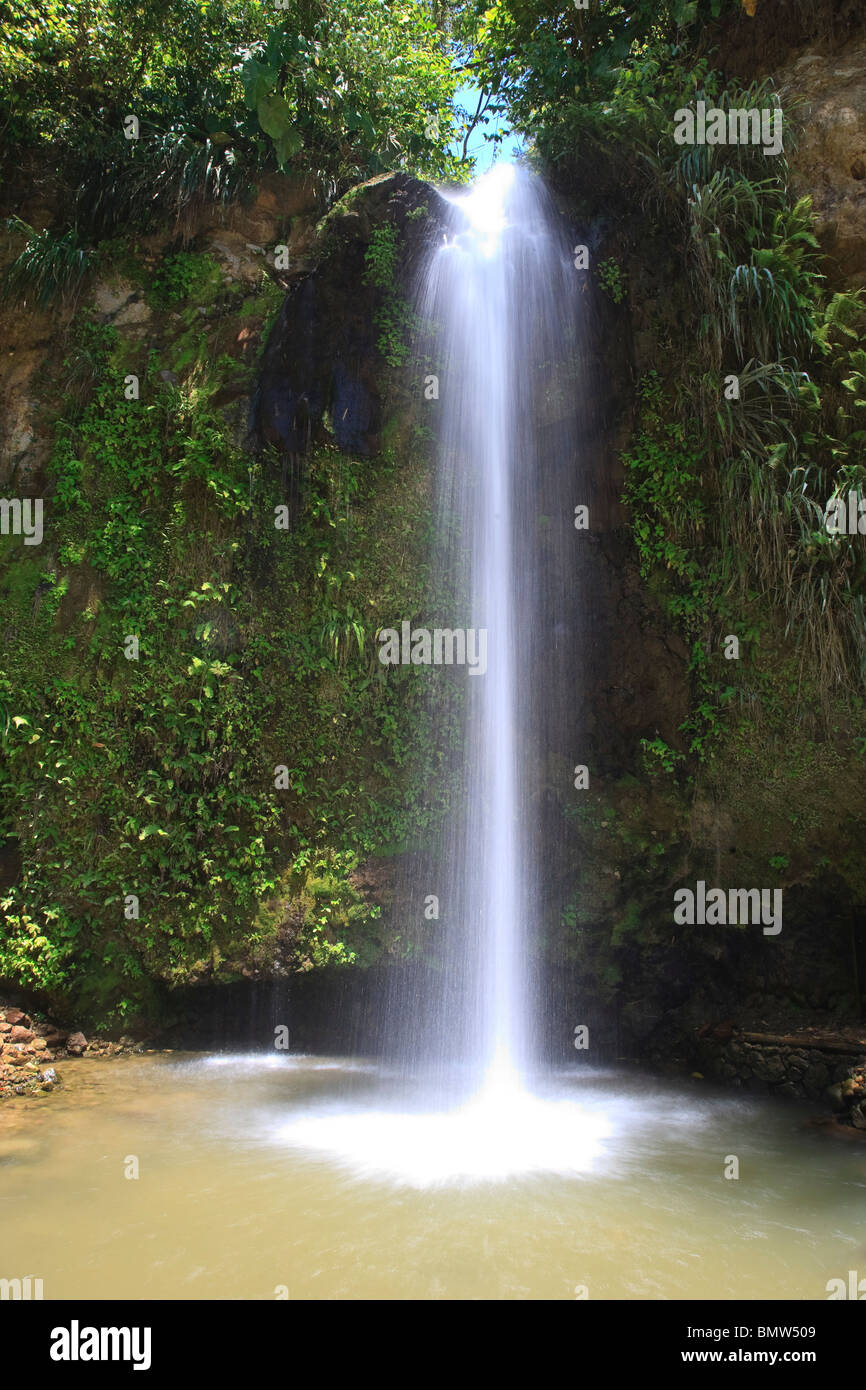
[276,1079,612,1186]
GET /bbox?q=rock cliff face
[636,3,866,1081]
[0,168,453,1026]
[717,3,866,288]
[253,174,449,471]
[532,3,866,1077]
[776,36,866,289]
[0,172,324,491]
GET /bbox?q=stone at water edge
[65,1032,87,1056]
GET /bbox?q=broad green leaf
[273,126,302,167]
[138,825,168,840]
[257,92,293,139]
[242,57,278,108]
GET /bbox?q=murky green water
[1,1055,864,1300]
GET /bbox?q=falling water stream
[437,163,526,1089]
[2,169,865,1299]
[398,162,588,1094]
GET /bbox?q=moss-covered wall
[536,14,866,1063]
[0,172,457,1029]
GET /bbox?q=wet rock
[93,279,153,330]
[65,1031,87,1056]
[206,231,265,285]
[803,1061,831,1096]
[753,1052,786,1083]
[254,173,450,474]
[0,1002,70,1098]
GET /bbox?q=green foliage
[683,173,822,369]
[597,257,626,305]
[364,222,400,287]
[580,52,866,696]
[289,847,384,969]
[0,288,453,1019]
[0,0,464,257]
[239,2,463,185]
[470,0,739,153]
[364,223,417,368]
[638,737,685,777]
[2,219,96,306]
[622,373,739,763]
[149,251,221,307]
[622,371,712,631]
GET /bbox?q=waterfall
[412,163,583,1092]
[278,166,611,1182]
